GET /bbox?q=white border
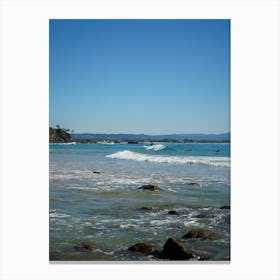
[0,0,279,279]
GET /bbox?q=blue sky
[50,19,230,134]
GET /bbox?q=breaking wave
[106,150,230,168]
[144,144,166,151]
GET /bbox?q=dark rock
[92,171,101,174]
[195,213,212,219]
[138,184,162,191]
[151,249,163,259]
[168,210,180,215]
[80,241,97,251]
[161,238,195,260]
[139,207,154,211]
[128,242,154,255]
[182,229,216,240]
[187,182,200,186]
[220,205,230,210]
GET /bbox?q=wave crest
[144,144,166,151]
[106,150,230,167]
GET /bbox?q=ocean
[49,142,230,261]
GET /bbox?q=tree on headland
[55,125,70,133]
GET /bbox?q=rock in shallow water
[161,238,195,260]
[74,241,97,251]
[139,206,155,211]
[182,229,216,240]
[187,182,200,186]
[195,212,214,219]
[220,205,230,210]
[138,184,162,191]
[127,242,154,255]
[168,210,180,215]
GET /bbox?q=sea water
[49,143,230,261]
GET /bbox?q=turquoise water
[49,143,230,261]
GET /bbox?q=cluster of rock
[127,229,216,261]
[70,182,230,261]
[75,231,214,261]
[132,183,229,260]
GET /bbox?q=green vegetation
[49,126,73,143]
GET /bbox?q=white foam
[49,169,99,180]
[49,212,71,218]
[144,144,166,151]
[183,220,201,227]
[106,150,230,168]
[55,142,76,145]
[165,187,178,193]
[150,218,179,226]
[119,224,136,229]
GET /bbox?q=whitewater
[50,142,230,261]
[106,150,230,168]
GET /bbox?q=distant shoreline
[71,133,230,144]
[49,127,230,144]
[49,140,230,144]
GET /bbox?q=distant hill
[49,127,73,143]
[72,132,230,143]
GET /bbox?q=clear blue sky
[50,19,230,134]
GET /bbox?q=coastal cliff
[49,127,73,143]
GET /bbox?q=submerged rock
[161,238,195,260]
[220,205,230,210]
[128,242,154,255]
[79,241,97,251]
[139,206,155,211]
[138,184,162,191]
[168,210,180,215]
[187,182,200,186]
[182,229,216,240]
[195,213,213,219]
